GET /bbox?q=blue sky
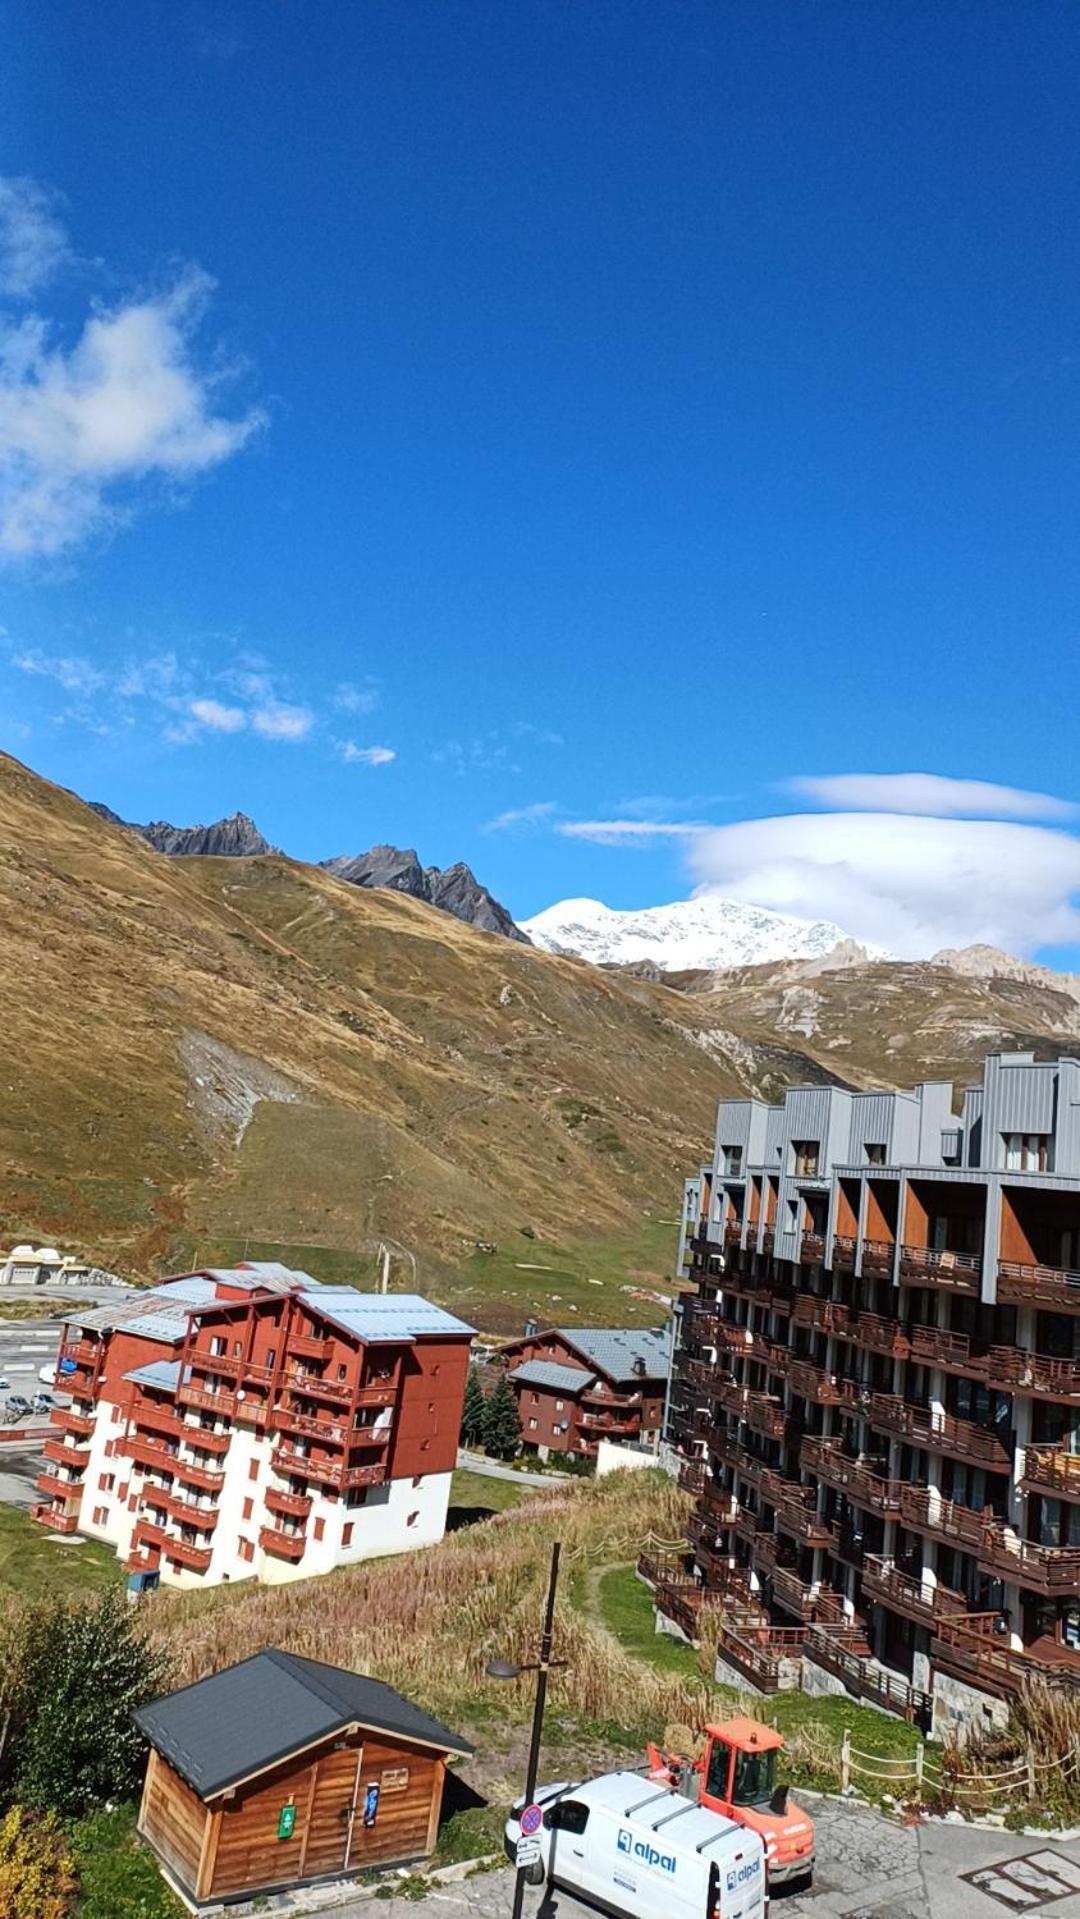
[2,2,1080,958]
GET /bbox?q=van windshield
[730,1747,777,1808]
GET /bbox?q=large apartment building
[32,1262,472,1590]
[659,1053,1080,1738]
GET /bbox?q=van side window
[545,1800,589,1835]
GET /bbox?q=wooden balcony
[42,1436,88,1471]
[787,1359,861,1410]
[701,1481,738,1526]
[273,1407,346,1446]
[866,1393,1011,1469]
[677,1457,705,1496]
[841,1310,910,1360]
[686,1307,722,1345]
[270,1445,386,1492]
[284,1367,352,1405]
[977,1528,1080,1595]
[715,1616,806,1691]
[31,1504,79,1534]
[264,1486,313,1521]
[861,1555,965,1629]
[177,1381,236,1417]
[898,1245,981,1295]
[54,1406,95,1440]
[179,1425,232,1457]
[287,1330,326,1362]
[1021,1445,1080,1502]
[724,1221,744,1248]
[186,1349,243,1379]
[800,1233,826,1265]
[133,1521,212,1575]
[929,1614,1080,1699]
[861,1240,895,1278]
[259,1524,306,1561]
[141,1485,219,1532]
[801,1436,903,1514]
[831,1235,856,1270]
[123,1433,179,1475]
[998,1260,1080,1311]
[900,1484,984,1552]
[805,1623,931,1727]
[35,1470,81,1503]
[173,1457,225,1495]
[761,1227,775,1255]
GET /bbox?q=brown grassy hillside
[0,754,833,1330]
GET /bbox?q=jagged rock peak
[322,843,528,942]
[89,803,275,857]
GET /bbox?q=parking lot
[319,1801,1080,1919]
[0,1312,68,1501]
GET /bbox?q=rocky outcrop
[323,844,528,942]
[90,804,275,857]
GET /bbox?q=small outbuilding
[134,1648,473,1908]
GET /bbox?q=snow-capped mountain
[521,894,881,972]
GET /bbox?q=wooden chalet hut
[134,1648,472,1907]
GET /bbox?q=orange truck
[646,1716,815,1890]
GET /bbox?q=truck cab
[698,1718,814,1888]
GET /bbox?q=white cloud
[334,680,380,716]
[0,178,69,297]
[12,647,105,695]
[687,811,1080,958]
[188,697,246,733]
[339,740,395,766]
[791,772,1076,821]
[0,262,264,557]
[513,720,564,747]
[484,800,558,832]
[557,818,703,845]
[251,700,313,741]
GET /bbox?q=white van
[505,1770,767,1919]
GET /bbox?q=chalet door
[300,1745,363,1879]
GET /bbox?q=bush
[0,1805,76,1919]
[1,1589,170,1819]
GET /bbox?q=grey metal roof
[124,1359,182,1391]
[146,1277,219,1305]
[65,1294,191,1342]
[509,1360,595,1394]
[300,1291,474,1343]
[133,1649,472,1798]
[555,1323,672,1384]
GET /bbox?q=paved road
[313,1801,1080,1918]
[456,1452,570,1488]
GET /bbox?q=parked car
[5,1396,33,1420]
[31,1392,56,1414]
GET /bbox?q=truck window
[731,1747,777,1809]
[545,1800,590,1835]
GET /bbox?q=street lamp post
[486,1539,562,1919]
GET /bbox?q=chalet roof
[300,1290,474,1344]
[65,1293,193,1342]
[134,1649,473,1798]
[554,1323,671,1384]
[508,1359,595,1395]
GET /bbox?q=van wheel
[524,1862,545,1886]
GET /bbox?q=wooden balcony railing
[861,1240,895,1277]
[177,1381,236,1417]
[265,1486,313,1521]
[831,1235,856,1270]
[130,1401,186,1441]
[998,1260,1080,1311]
[140,1485,220,1532]
[179,1425,232,1457]
[173,1458,225,1496]
[787,1360,861,1410]
[31,1504,79,1534]
[724,1221,744,1247]
[898,1245,981,1294]
[928,1614,1080,1699]
[800,1435,903,1514]
[287,1331,326,1362]
[132,1521,212,1575]
[678,1457,705,1497]
[35,1470,81,1503]
[259,1524,306,1561]
[805,1623,931,1727]
[715,1617,806,1691]
[866,1393,1011,1469]
[899,1485,984,1552]
[1021,1445,1080,1501]
[42,1436,88,1471]
[54,1407,95,1440]
[861,1555,965,1628]
[800,1234,826,1265]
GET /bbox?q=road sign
[520,1802,543,1836]
[516,1835,542,1869]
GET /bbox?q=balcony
[976,1528,1080,1595]
[287,1330,326,1362]
[123,1433,179,1475]
[761,1227,775,1255]
[866,1393,1012,1470]
[177,1381,236,1417]
[270,1444,385,1492]
[900,1484,984,1552]
[31,1504,79,1534]
[678,1457,705,1497]
[35,1471,81,1503]
[724,1221,744,1248]
[42,1436,88,1471]
[772,1569,847,1624]
[284,1368,353,1406]
[130,1401,185,1441]
[179,1425,231,1457]
[806,1624,931,1728]
[133,1521,212,1575]
[860,1240,895,1278]
[998,1260,1080,1312]
[800,1233,826,1266]
[787,1360,861,1411]
[1021,1445,1080,1502]
[54,1407,95,1440]
[929,1615,1080,1699]
[186,1349,243,1379]
[800,1436,903,1515]
[861,1556,965,1629]
[715,1616,806,1692]
[140,1486,219,1532]
[909,1328,1080,1398]
[265,1486,313,1521]
[173,1457,225,1495]
[832,1235,856,1271]
[898,1245,981,1295]
[274,1407,347,1446]
[58,1339,98,1375]
[259,1524,306,1561]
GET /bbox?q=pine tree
[459,1368,488,1448]
[482,1370,522,1461]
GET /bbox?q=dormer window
[1004,1133,1049,1172]
[865,1143,886,1166]
[792,1141,820,1177]
[721,1145,743,1176]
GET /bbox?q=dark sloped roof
[555,1323,671,1384]
[133,1649,472,1798]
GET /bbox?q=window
[249,1458,260,1482]
[342,1523,353,1547]
[555,1400,564,1412]
[792,1140,820,1177]
[265,1348,275,1368]
[233,1340,242,1357]
[239,1538,254,1563]
[721,1144,744,1176]
[210,1336,226,1357]
[242,1498,253,1521]
[92,1505,107,1526]
[531,1392,539,1404]
[337,1363,347,1380]
[97,1471,111,1491]
[865,1143,887,1165]
[407,1511,419,1527]
[528,1418,538,1431]
[544,1800,589,1836]
[313,1518,325,1542]
[1004,1133,1049,1172]
[705,1739,777,1808]
[345,1487,368,1508]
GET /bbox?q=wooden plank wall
[138,1750,207,1897]
[347,1735,440,1871]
